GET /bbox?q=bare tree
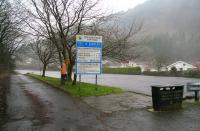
[0,0,24,73]
[83,16,143,61]
[30,38,57,77]
[20,0,102,81]
[19,0,143,82]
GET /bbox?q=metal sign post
[76,35,102,89]
[95,74,98,90]
[187,82,200,101]
[195,91,199,101]
[79,74,81,91]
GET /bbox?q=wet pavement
[2,74,200,131]
[2,74,104,131]
[82,92,151,113]
[16,70,200,96]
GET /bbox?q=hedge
[143,70,200,78]
[103,67,141,75]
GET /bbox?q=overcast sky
[101,0,147,12]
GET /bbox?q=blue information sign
[76,35,102,75]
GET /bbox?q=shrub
[143,70,200,78]
[170,66,177,73]
[183,70,200,78]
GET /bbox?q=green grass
[27,73,124,97]
[182,101,200,109]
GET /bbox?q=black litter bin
[151,85,184,111]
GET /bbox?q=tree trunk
[42,64,47,77]
[72,74,77,85]
[67,49,74,82]
[67,63,73,81]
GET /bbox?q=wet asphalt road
[17,70,200,96]
[2,74,200,131]
[81,74,200,96]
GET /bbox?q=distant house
[103,60,122,68]
[166,61,197,71]
[120,61,147,72]
[128,61,139,67]
[120,61,129,68]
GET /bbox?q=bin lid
[187,82,200,86]
[151,84,184,88]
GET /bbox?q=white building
[120,61,146,72]
[120,61,129,68]
[128,61,139,67]
[166,61,197,71]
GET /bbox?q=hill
[116,0,200,67]
[120,0,200,35]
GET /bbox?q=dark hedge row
[143,70,200,78]
[103,67,200,78]
[103,67,141,75]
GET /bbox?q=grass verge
[182,101,200,109]
[27,73,124,97]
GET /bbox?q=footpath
[82,88,200,131]
[1,74,200,131]
[82,92,151,113]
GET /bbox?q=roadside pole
[195,91,199,101]
[79,74,81,91]
[187,82,200,102]
[95,74,98,90]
